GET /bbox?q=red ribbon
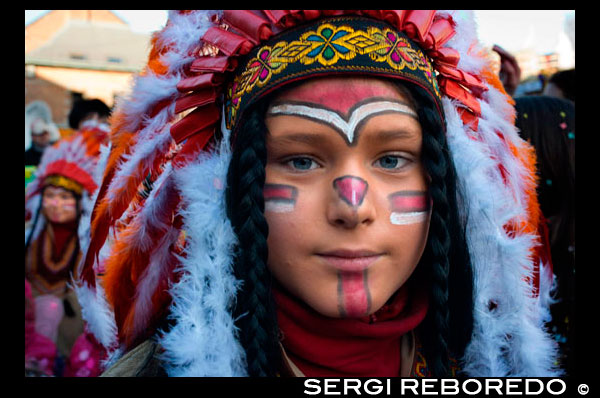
[222,10,273,44]
[175,87,218,114]
[171,126,215,169]
[170,103,219,144]
[190,56,237,74]
[176,73,223,93]
[202,27,254,56]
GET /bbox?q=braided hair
[225,83,474,377]
[226,100,281,376]
[408,85,474,377]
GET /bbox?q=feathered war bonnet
[77,10,560,376]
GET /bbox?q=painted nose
[45,199,60,207]
[328,175,374,229]
[333,176,368,207]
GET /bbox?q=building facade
[25,10,152,131]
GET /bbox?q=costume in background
[76,10,560,376]
[25,121,110,376]
[25,102,61,166]
[25,279,56,376]
[514,96,575,375]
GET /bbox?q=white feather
[73,282,118,351]
[105,104,175,205]
[158,117,246,376]
[440,12,561,375]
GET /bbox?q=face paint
[337,270,371,317]
[60,202,77,210]
[388,191,430,225]
[43,197,78,224]
[43,196,75,210]
[263,183,298,213]
[268,99,417,146]
[333,176,368,208]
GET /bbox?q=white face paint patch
[265,201,296,213]
[267,99,417,145]
[390,211,429,225]
[388,191,430,226]
[263,184,298,213]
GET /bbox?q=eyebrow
[370,128,419,142]
[267,132,332,147]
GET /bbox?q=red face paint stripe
[264,184,297,202]
[337,270,371,317]
[272,78,410,117]
[389,191,430,212]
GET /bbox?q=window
[69,53,87,61]
[25,64,36,78]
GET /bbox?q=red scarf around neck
[273,278,429,377]
[49,220,79,260]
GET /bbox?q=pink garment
[25,280,57,376]
[64,328,107,377]
[34,294,64,343]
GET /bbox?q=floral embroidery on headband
[226,19,440,130]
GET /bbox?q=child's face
[42,185,78,224]
[264,76,430,318]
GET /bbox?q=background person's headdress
[77,11,559,376]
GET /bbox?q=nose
[44,198,60,208]
[327,175,375,229]
[334,176,368,207]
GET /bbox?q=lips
[317,250,382,272]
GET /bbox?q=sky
[474,10,574,54]
[25,10,575,56]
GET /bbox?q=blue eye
[375,155,407,169]
[287,157,318,170]
[379,156,399,168]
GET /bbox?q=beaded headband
[225,16,443,132]
[43,174,83,196]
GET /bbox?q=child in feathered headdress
[76,10,561,377]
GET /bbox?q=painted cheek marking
[263,184,298,213]
[337,270,371,317]
[333,176,368,207]
[389,191,431,225]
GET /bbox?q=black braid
[25,195,43,255]
[226,101,281,377]
[408,86,474,377]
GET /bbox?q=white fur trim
[158,121,246,376]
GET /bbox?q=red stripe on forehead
[390,192,429,212]
[275,77,406,116]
